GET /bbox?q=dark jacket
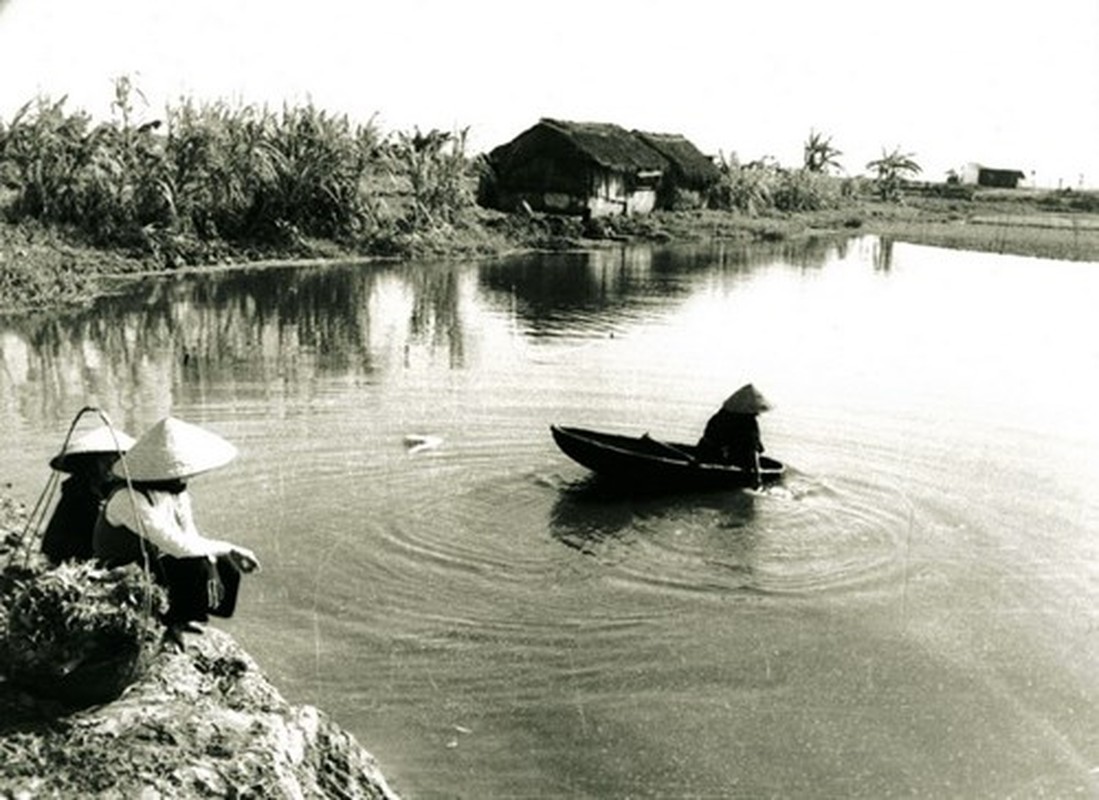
[41,477,101,563]
[696,409,763,469]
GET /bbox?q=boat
[550,425,785,489]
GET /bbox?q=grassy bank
[4,195,1099,314]
[596,193,1099,262]
[856,191,1099,261]
[0,495,399,799]
[2,85,1097,314]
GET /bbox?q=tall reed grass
[0,80,478,265]
[707,155,847,215]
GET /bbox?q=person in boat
[41,424,136,564]
[696,384,772,479]
[92,416,260,637]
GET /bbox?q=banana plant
[866,146,922,201]
[803,129,843,174]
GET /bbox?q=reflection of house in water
[480,119,719,218]
[478,238,846,336]
[478,249,663,336]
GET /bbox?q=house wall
[588,172,627,217]
[587,171,656,218]
[495,170,657,218]
[625,188,657,215]
[960,162,1025,188]
[492,188,588,215]
[977,168,1024,188]
[488,130,660,217]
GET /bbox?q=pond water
[2,236,1099,798]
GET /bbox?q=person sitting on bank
[696,384,773,478]
[93,416,260,636]
[41,424,136,564]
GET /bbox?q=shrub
[0,559,166,705]
[708,164,773,215]
[866,147,922,202]
[1037,189,1099,213]
[708,162,844,214]
[772,169,841,212]
[161,98,382,245]
[0,80,391,261]
[382,127,476,229]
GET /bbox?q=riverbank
[2,191,1098,315]
[1,625,401,799]
[605,191,1099,262]
[0,496,401,799]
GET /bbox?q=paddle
[641,433,698,463]
[653,434,763,488]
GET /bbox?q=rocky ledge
[0,625,399,799]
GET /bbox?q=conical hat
[721,384,773,414]
[113,417,238,481]
[50,425,136,472]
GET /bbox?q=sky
[0,0,1096,187]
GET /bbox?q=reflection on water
[549,475,758,556]
[873,236,894,271]
[3,234,1099,798]
[480,237,842,337]
[2,265,380,431]
[548,468,914,600]
[1,236,847,434]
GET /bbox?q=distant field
[970,214,1099,231]
[867,216,1099,262]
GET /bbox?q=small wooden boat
[550,425,785,489]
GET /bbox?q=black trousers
[157,555,241,624]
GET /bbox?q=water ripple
[547,468,915,599]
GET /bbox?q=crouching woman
[93,416,260,636]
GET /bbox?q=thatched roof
[489,119,668,175]
[634,131,721,187]
[541,119,668,171]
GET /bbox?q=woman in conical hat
[93,417,259,635]
[42,424,136,564]
[110,415,239,482]
[720,383,773,415]
[696,384,773,481]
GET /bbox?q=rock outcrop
[0,625,399,799]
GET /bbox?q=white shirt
[103,487,229,559]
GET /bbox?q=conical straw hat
[721,384,773,414]
[114,417,238,481]
[50,425,136,472]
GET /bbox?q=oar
[642,434,698,463]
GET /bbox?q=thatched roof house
[481,119,717,218]
[633,130,722,202]
[483,119,666,218]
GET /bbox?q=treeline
[6,81,1090,277]
[706,157,854,215]
[0,78,478,266]
[707,136,927,213]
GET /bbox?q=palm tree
[866,146,922,201]
[803,129,842,173]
